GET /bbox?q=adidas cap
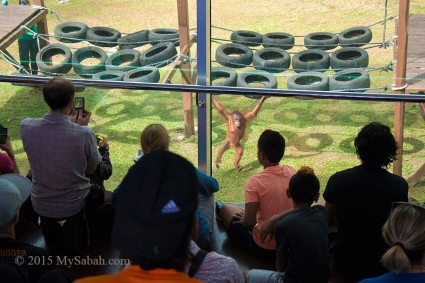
[112,151,199,259]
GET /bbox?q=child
[18,0,39,75]
[246,166,331,283]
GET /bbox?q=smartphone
[0,126,8,145]
[74,97,85,111]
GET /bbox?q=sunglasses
[391,201,425,211]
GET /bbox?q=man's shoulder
[21,117,42,127]
[0,238,47,255]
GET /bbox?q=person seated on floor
[75,151,203,283]
[20,77,112,254]
[112,123,219,249]
[359,202,425,283]
[0,173,52,283]
[0,134,19,174]
[246,166,330,283]
[217,129,296,258]
[324,122,408,283]
[186,218,244,283]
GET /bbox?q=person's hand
[69,109,79,123]
[260,218,275,243]
[98,137,109,150]
[76,109,92,126]
[0,136,14,155]
[232,210,245,225]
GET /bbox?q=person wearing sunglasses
[359,202,425,282]
[324,122,409,282]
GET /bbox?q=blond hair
[140,124,170,154]
[381,204,425,273]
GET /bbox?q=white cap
[0,174,32,228]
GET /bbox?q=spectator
[75,151,203,283]
[359,202,425,283]
[217,129,296,258]
[0,135,19,174]
[18,0,39,75]
[0,173,52,282]
[112,123,218,249]
[246,166,331,283]
[20,77,109,253]
[324,122,409,282]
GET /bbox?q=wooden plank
[405,13,425,92]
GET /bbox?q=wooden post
[392,0,410,176]
[177,0,195,138]
[32,0,49,49]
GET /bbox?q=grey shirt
[21,112,101,218]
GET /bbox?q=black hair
[42,77,75,110]
[289,166,320,204]
[354,122,398,168]
[257,129,285,163]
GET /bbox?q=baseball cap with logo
[0,174,32,228]
[112,151,199,259]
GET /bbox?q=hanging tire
[330,47,369,71]
[72,46,108,78]
[211,66,237,86]
[54,22,88,43]
[215,43,253,68]
[253,47,290,73]
[305,32,338,50]
[148,28,179,46]
[118,30,149,50]
[36,43,73,75]
[237,70,277,99]
[262,32,295,50]
[338,26,372,47]
[86,26,121,47]
[230,30,262,47]
[92,70,126,81]
[287,72,329,91]
[292,49,330,73]
[329,68,370,92]
[105,49,141,72]
[139,42,177,68]
[123,67,160,83]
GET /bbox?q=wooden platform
[0,4,47,51]
[405,14,425,93]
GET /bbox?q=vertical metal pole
[196,0,211,174]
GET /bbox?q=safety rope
[0,51,31,74]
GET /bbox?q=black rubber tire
[139,42,177,68]
[105,49,141,72]
[72,46,108,78]
[304,32,338,50]
[292,49,330,73]
[287,72,329,91]
[215,43,253,69]
[329,68,370,92]
[92,70,126,81]
[36,43,73,75]
[148,28,179,46]
[123,67,160,83]
[118,30,149,50]
[330,47,369,71]
[54,22,88,43]
[237,70,277,99]
[338,26,372,47]
[252,47,290,73]
[262,32,295,50]
[211,66,237,86]
[230,30,262,47]
[86,26,121,47]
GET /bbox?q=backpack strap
[188,249,208,277]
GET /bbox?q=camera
[74,97,85,111]
[0,125,8,145]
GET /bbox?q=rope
[32,4,73,22]
[391,83,408,91]
[0,51,30,74]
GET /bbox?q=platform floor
[405,14,425,93]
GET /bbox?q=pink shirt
[0,153,14,175]
[245,165,296,250]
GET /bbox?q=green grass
[1,0,425,203]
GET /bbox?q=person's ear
[286,188,292,198]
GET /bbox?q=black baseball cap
[112,151,199,259]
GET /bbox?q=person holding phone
[20,78,110,254]
[0,131,20,175]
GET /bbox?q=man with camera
[20,77,110,253]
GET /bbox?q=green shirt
[19,24,38,41]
